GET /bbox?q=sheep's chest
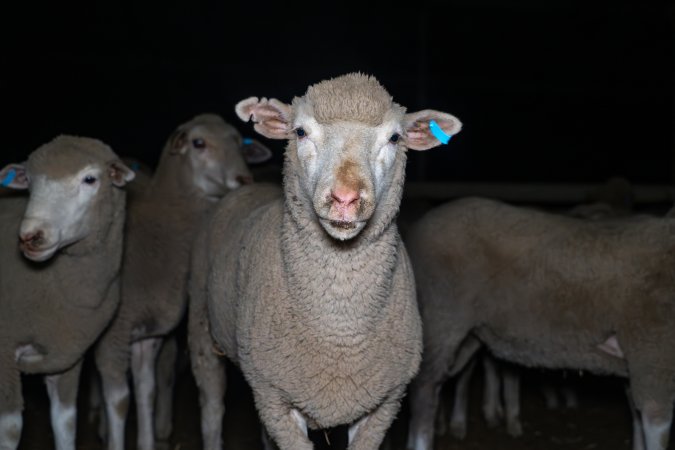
[248,321,390,428]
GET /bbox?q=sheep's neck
[280,206,400,339]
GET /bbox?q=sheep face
[235,73,462,241]
[289,109,404,240]
[0,136,134,262]
[166,114,272,200]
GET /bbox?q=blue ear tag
[243,138,253,145]
[1,168,16,187]
[130,162,140,172]
[429,120,452,145]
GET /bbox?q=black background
[3,0,673,184]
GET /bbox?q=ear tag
[429,120,452,145]
[1,168,16,187]
[243,138,253,145]
[130,162,140,172]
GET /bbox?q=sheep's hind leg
[408,335,480,450]
[448,357,477,439]
[44,359,83,450]
[131,336,163,450]
[502,364,522,437]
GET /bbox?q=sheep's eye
[389,133,400,144]
[83,175,97,185]
[192,138,206,149]
[295,128,306,138]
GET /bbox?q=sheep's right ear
[241,138,273,164]
[0,164,29,190]
[235,97,292,140]
[108,160,136,187]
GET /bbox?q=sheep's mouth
[21,244,58,262]
[329,220,357,230]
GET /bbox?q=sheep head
[0,136,134,262]
[236,73,461,241]
[160,114,273,199]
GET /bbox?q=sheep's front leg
[44,360,83,450]
[95,329,131,450]
[154,335,178,444]
[188,295,226,450]
[481,353,503,427]
[347,386,406,450]
[0,365,23,450]
[131,336,163,450]
[254,391,313,450]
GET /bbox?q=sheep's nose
[331,187,360,207]
[19,230,44,246]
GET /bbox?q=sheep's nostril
[236,175,254,185]
[331,188,360,207]
[19,230,44,247]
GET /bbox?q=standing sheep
[94,114,272,450]
[444,182,635,441]
[0,136,134,450]
[406,196,675,450]
[188,73,462,450]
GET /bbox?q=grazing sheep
[406,196,675,450]
[94,114,272,450]
[0,136,134,450]
[187,72,462,450]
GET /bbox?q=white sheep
[0,136,134,450]
[406,196,675,450]
[94,114,271,450]
[187,72,462,450]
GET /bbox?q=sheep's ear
[241,138,273,164]
[108,160,135,187]
[235,97,292,140]
[403,110,462,151]
[0,164,29,190]
[168,129,189,155]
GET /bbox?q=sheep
[186,72,462,450]
[94,113,272,450]
[406,196,675,450]
[444,179,635,440]
[0,136,134,450]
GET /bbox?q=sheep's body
[189,73,463,450]
[407,196,675,450]
[95,114,269,450]
[0,136,132,450]
[446,190,635,440]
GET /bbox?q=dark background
[3,0,674,184]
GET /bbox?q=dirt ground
[18,355,638,450]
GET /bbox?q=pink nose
[19,230,44,248]
[331,187,360,207]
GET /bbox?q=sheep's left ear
[403,110,462,151]
[241,138,273,164]
[108,160,135,187]
[0,164,29,190]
